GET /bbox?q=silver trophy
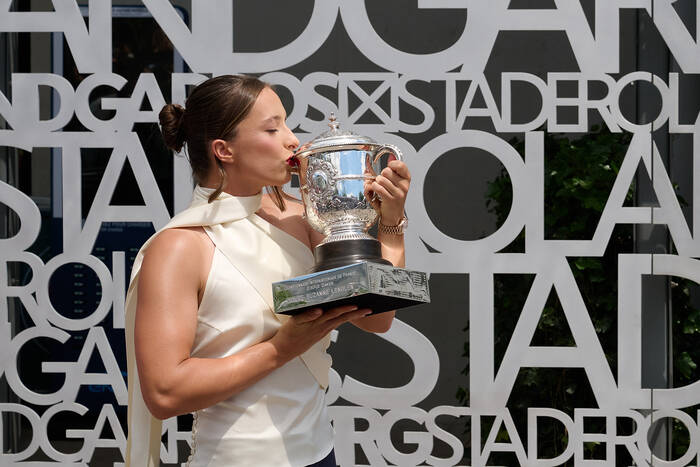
[272,114,430,315]
[291,113,401,271]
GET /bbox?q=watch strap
[378,216,407,235]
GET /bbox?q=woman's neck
[200,176,262,198]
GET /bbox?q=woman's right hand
[269,305,372,363]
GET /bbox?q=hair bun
[159,103,187,152]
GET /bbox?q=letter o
[636,410,699,467]
[410,130,530,256]
[611,72,670,132]
[37,254,114,331]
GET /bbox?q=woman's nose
[286,128,300,150]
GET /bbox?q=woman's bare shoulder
[148,226,209,252]
[142,227,212,271]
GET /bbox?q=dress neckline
[194,185,314,260]
[252,213,314,258]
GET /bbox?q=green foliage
[457,129,700,465]
[670,278,700,459]
[676,351,697,380]
[458,127,700,463]
[486,128,633,242]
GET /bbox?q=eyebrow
[262,115,284,124]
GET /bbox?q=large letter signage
[2,2,700,465]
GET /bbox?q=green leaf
[676,352,697,379]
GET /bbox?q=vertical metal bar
[664,0,698,462]
[636,0,672,462]
[0,12,22,456]
[0,24,8,459]
[1,0,36,455]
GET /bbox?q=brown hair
[159,74,286,208]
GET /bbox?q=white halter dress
[124,186,334,466]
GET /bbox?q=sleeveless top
[186,247,334,466]
[124,186,334,467]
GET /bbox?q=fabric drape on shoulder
[124,186,330,467]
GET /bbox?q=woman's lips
[286,155,300,168]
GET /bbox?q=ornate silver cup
[272,114,430,315]
[289,114,401,271]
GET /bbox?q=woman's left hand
[355,159,410,334]
[368,159,411,226]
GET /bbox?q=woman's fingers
[373,177,404,200]
[370,181,395,202]
[381,167,410,193]
[272,306,372,361]
[294,308,323,324]
[316,305,359,323]
[324,308,372,330]
[387,159,411,180]
[297,304,371,328]
[373,164,410,201]
[373,177,407,223]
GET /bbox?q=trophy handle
[372,144,403,175]
[369,144,403,205]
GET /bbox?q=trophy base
[312,238,390,272]
[272,261,430,315]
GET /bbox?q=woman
[124,75,410,466]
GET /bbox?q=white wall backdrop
[1,1,700,465]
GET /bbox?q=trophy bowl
[296,147,382,243]
[289,114,402,272]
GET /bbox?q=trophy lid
[294,113,379,157]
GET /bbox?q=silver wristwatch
[378,216,408,235]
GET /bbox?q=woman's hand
[353,159,411,334]
[368,159,411,226]
[269,305,372,363]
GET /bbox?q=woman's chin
[280,172,293,185]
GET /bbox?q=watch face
[399,217,408,232]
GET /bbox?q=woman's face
[226,87,299,193]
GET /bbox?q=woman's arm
[135,228,370,420]
[352,159,411,332]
